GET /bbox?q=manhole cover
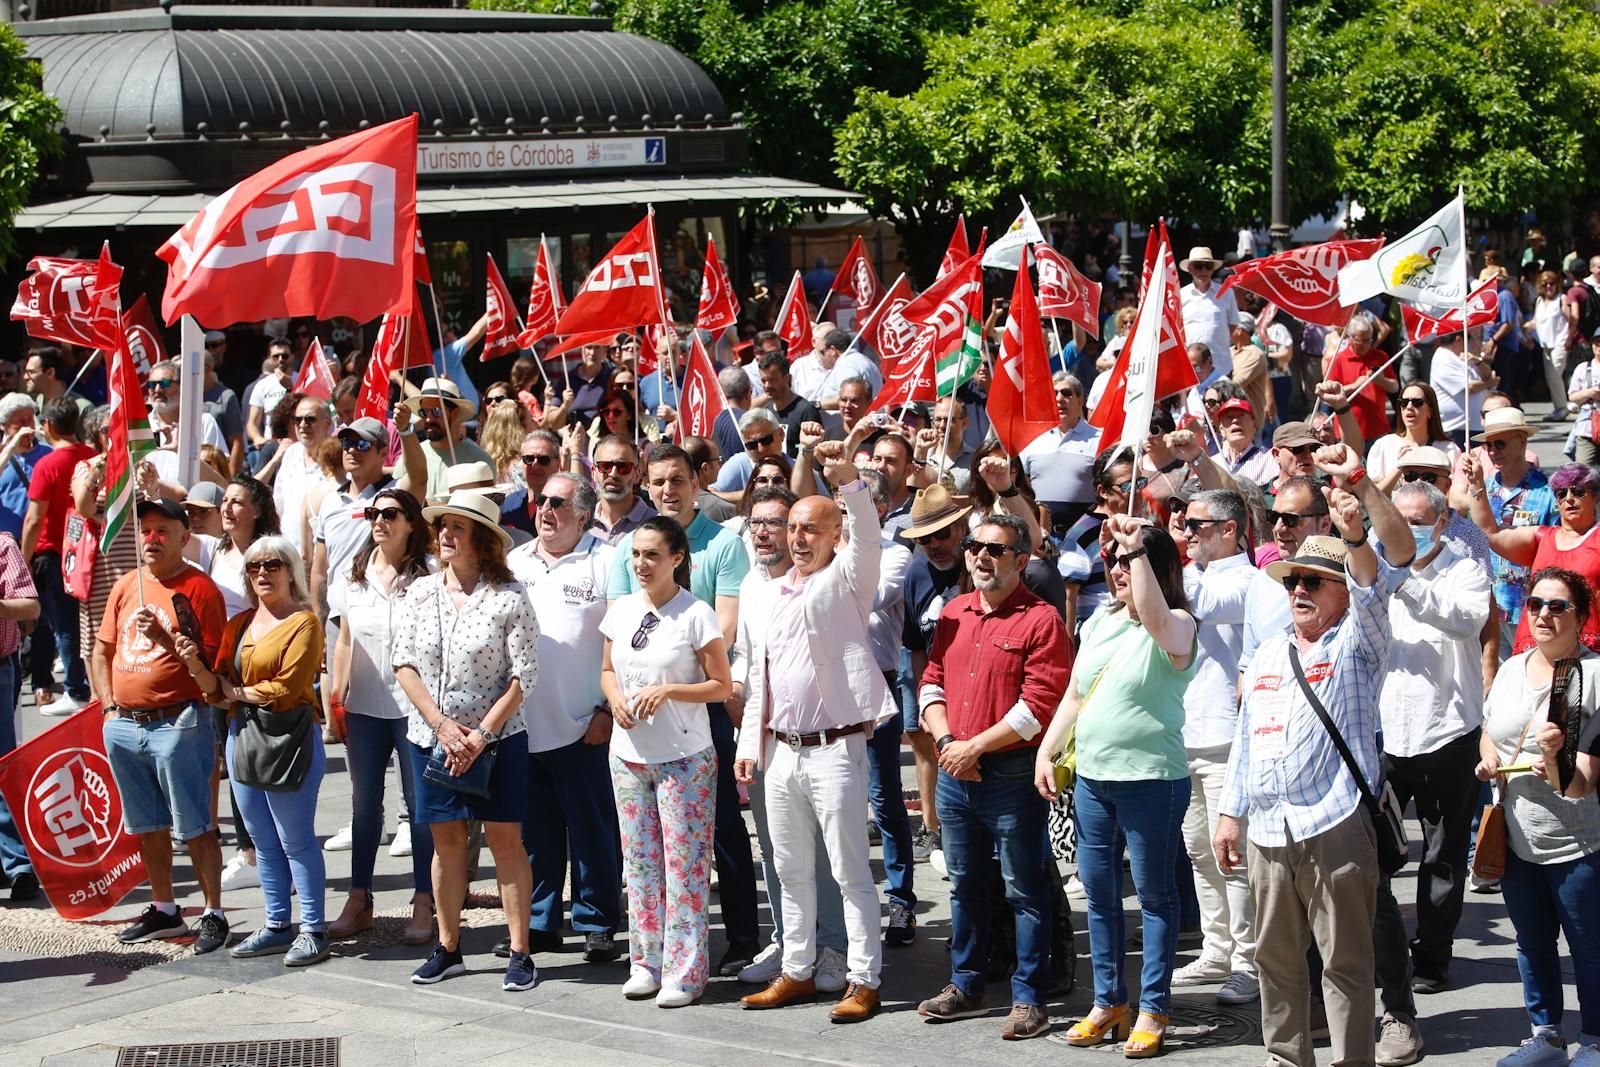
[115,1038,339,1067]
[1046,1001,1261,1052]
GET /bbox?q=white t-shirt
[251,376,289,430]
[316,478,393,617]
[509,534,616,753]
[1573,361,1599,441]
[1365,434,1462,484]
[342,561,431,720]
[1429,346,1487,435]
[599,587,721,764]
[273,441,328,558]
[207,542,251,618]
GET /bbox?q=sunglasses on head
[339,436,374,452]
[631,611,660,650]
[244,558,286,576]
[743,433,776,451]
[961,538,1015,559]
[1528,596,1573,617]
[364,506,404,522]
[594,459,635,475]
[1398,396,1429,409]
[533,493,569,510]
[522,453,555,466]
[1280,573,1329,593]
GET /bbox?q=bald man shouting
[735,440,898,1023]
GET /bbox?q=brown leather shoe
[829,982,881,1024]
[740,973,817,1010]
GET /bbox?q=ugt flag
[989,250,1057,456]
[1337,193,1466,308]
[519,237,565,347]
[11,243,123,350]
[482,254,524,361]
[678,334,726,440]
[1401,276,1500,341]
[832,236,882,313]
[695,235,739,335]
[1219,238,1384,328]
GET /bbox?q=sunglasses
[914,527,957,545]
[533,493,569,510]
[1283,444,1317,458]
[1528,596,1573,617]
[1056,389,1080,399]
[1267,509,1325,528]
[244,558,286,576]
[339,437,374,452]
[1280,573,1329,593]
[522,453,555,466]
[743,433,776,451]
[484,395,515,406]
[1183,517,1222,534]
[1555,486,1592,500]
[961,538,1015,559]
[752,474,786,487]
[602,407,629,418]
[364,505,407,524]
[594,460,635,475]
[1486,438,1514,452]
[1101,550,1142,571]
[1398,396,1429,409]
[1202,396,1222,409]
[144,380,175,393]
[293,414,321,426]
[631,611,660,650]
[1401,469,1443,483]
[1113,477,1149,495]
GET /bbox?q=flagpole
[842,273,905,357]
[65,348,103,397]
[1458,186,1472,448]
[814,290,832,325]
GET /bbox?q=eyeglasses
[961,538,1016,559]
[748,517,787,530]
[914,527,957,546]
[631,611,660,650]
[339,437,374,452]
[1528,596,1574,617]
[364,506,404,522]
[594,459,635,476]
[1555,486,1592,500]
[602,407,629,418]
[292,414,321,426]
[1113,477,1149,495]
[1280,573,1329,593]
[743,433,776,451]
[1400,470,1443,483]
[244,558,286,576]
[1268,509,1325,528]
[522,453,555,466]
[533,493,569,510]
[1398,396,1429,409]
[1183,517,1222,534]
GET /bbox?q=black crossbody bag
[229,626,316,792]
[1288,645,1409,875]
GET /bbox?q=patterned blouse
[391,571,541,748]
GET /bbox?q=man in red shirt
[914,513,1070,1040]
[23,397,98,716]
[1324,315,1397,448]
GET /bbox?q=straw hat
[422,490,514,550]
[1472,407,1532,443]
[1265,535,1350,584]
[1180,247,1223,272]
[447,461,516,496]
[402,377,474,415]
[899,484,973,540]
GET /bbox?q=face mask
[1410,523,1436,558]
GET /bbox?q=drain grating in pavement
[1046,1001,1262,1052]
[115,1037,339,1067]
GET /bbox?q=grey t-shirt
[1485,650,1600,864]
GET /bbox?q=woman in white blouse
[599,515,732,1008]
[1365,381,1461,494]
[327,488,436,943]
[393,491,541,992]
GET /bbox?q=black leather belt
[118,702,191,724]
[771,722,867,750]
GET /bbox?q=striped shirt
[0,534,35,657]
[1222,560,1404,847]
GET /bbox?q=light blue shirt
[607,510,750,608]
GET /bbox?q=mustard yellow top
[215,609,324,712]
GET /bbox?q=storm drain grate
[115,1038,339,1067]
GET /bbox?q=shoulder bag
[1287,644,1409,874]
[229,620,317,792]
[420,581,498,799]
[1478,659,1585,878]
[1050,648,1114,794]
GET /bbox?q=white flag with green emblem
[1337,193,1465,307]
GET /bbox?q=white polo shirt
[319,475,393,618]
[509,532,616,753]
[1181,281,1240,376]
[1021,419,1102,509]
[1180,552,1254,751]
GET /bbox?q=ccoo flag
[981,200,1046,272]
[988,250,1058,455]
[1337,193,1465,308]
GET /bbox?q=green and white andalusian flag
[902,235,987,399]
[101,336,157,553]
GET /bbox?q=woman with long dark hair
[1366,381,1461,493]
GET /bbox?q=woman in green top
[1035,514,1197,1058]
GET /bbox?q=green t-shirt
[422,437,495,502]
[608,510,750,609]
[1073,606,1196,782]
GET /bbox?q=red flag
[773,271,812,359]
[292,337,336,400]
[855,275,919,362]
[989,252,1057,455]
[519,238,564,348]
[1033,243,1103,339]
[1401,277,1499,340]
[158,115,418,327]
[679,333,726,440]
[121,293,167,382]
[357,315,399,421]
[482,254,524,361]
[867,327,938,414]
[938,217,969,280]
[543,328,618,363]
[696,235,740,334]
[0,703,146,919]
[831,236,882,312]
[899,239,988,378]
[1218,238,1385,328]
[553,210,667,338]
[1090,225,1199,444]
[11,242,123,349]
[413,225,433,287]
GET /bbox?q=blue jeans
[867,708,915,909]
[30,551,89,701]
[1075,775,1191,1016]
[0,655,31,880]
[226,724,327,931]
[1501,847,1600,1036]
[938,748,1052,1005]
[345,713,432,895]
[524,735,622,934]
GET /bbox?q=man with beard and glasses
[587,436,655,545]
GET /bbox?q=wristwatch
[998,486,1021,498]
[477,725,499,744]
[936,733,956,754]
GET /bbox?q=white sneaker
[738,942,784,984]
[220,853,260,891]
[1217,971,1260,1004]
[1065,874,1087,900]
[1570,1042,1600,1067]
[622,966,661,1000]
[1496,1032,1568,1067]
[655,984,698,1008]
[40,693,88,717]
[814,946,848,994]
[389,822,412,857]
[930,849,948,878]
[1172,956,1232,986]
[323,824,355,852]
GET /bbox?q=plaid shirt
[1221,559,1404,847]
[0,534,36,657]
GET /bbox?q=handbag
[61,507,99,602]
[1473,782,1509,882]
[1287,645,1410,875]
[419,584,498,798]
[227,620,316,792]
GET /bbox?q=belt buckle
[783,730,803,751]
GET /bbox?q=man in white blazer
[735,439,896,1024]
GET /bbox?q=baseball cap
[137,498,190,526]
[337,416,389,449]
[1214,397,1255,419]
[184,483,224,509]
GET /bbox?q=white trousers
[766,732,882,988]
[1184,750,1257,974]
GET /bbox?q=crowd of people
[2,240,1600,1067]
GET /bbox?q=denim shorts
[103,704,216,840]
[409,737,530,826]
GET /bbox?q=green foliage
[0,25,63,263]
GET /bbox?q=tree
[0,25,63,263]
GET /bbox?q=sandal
[329,889,374,939]
[402,894,435,946]
[1064,1004,1131,1047]
[1124,1012,1169,1059]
